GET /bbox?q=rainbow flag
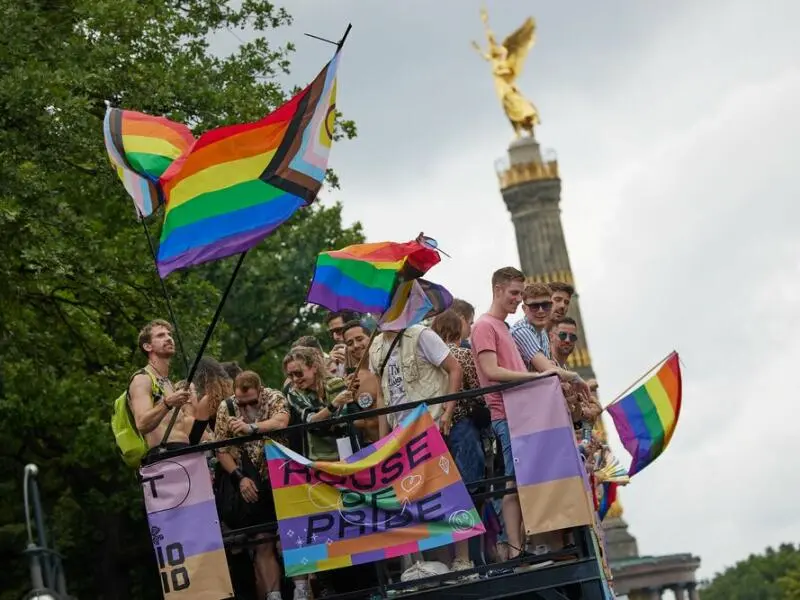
[597,481,618,521]
[306,240,441,314]
[265,403,485,577]
[140,453,233,599]
[607,352,682,476]
[103,108,195,217]
[379,278,452,331]
[155,52,341,277]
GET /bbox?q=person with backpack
[113,319,211,467]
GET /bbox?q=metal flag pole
[157,251,248,449]
[137,209,190,374]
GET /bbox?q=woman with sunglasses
[282,347,372,598]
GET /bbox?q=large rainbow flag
[155,52,340,277]
[139,453,233,599]
[607,351,682,476]
[103,108,195,218]
[265,404,485,577]
[306,240,441,314]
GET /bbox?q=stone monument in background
[475,8,701,599]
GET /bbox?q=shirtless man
[341,320,380,444]
[128,319,210,452]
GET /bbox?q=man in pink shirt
[470,266,553,561]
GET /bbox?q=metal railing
[143,375,608,599]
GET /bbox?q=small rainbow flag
[306,240,441,314]
[155,52,341,277]
[379,278,452,331]
[597,481,618,521]
[606,352,682,476]
[103,108,195,217]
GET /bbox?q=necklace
[146,363,171,389]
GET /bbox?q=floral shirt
[214,387,289,479]
[447,343,486,424]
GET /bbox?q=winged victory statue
[472,8,539,138]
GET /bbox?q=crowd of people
[128,266,605,599]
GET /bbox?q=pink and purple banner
[504,376,595,535]
[140,454,233,599]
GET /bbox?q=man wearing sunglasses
[511,284,591,397]
[550,317,579,368]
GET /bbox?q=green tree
[0,1,359,598]
[701,544,800,600]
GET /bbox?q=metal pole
[157,251,248,449]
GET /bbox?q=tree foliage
[701,544,800,600]
[0,1,361,597]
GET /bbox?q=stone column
[648,588,662,600]
[498,137,596,381]
[672,585,688,600]
[686,583,700,600]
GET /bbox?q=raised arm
[471,40,490,61]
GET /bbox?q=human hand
[440,412,453,437]
[164,390,190,409]
[330,345,347,363]
[230,418,252,435]
[346,373,360,390]
[239,477,258,503]
[332,391,353,408]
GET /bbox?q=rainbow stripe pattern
[103,108,195,217]
[265,404,484,577]
[607,352,682,476]
[505,376,596,534]
[140,454,233,598]
[379,278,452,331]
[306,240,441,314]
[155,53,340,277]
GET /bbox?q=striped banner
[266,404,485,577]
[140,454,233,599]
[505,376,595,534]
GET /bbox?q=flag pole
[157,251,248,449]
[603,350,676,410]
[137,210,190,373]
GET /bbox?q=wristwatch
[249,423,259,435]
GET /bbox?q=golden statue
[472,8,540,138]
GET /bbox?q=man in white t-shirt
[368,324,462,437]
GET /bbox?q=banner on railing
[266,403,486,577]
[140,454,233,599]
[505,377,595,534]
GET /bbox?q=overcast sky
[212,0,800,581]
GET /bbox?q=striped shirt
[509,318,550,370]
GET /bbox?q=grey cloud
[210,0,800,579]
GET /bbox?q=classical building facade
[495,135,701,599]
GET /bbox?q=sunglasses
[525,301,553,312]
[236,398,260,407]
[329,327,344,336]
[288,370,305,379]
[557,332,578,342]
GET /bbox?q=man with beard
[128,319,211,453]
[548,281,574,324]
[341,320,380,445]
